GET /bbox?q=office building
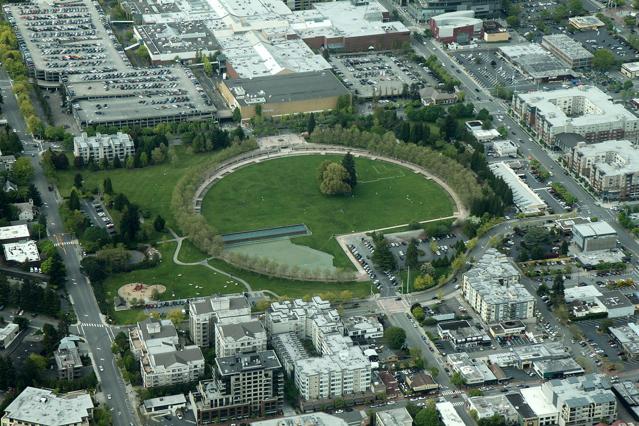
[3,240,39,264]
[129,318,204,388]
[189,294,251,348]
[623,62,639,79]
[142,394,187,416]
[342,316,383,340]
[0,224,29,244]
[541,34,593,69]
[376,407,412,426]
[499,43,574,82]
[532,358,585,379]
[250,413,348,426]
[572,221,617,251]
[73,132,134,163]
[446,353,497,385]
[567,140,639,201]
[513,86,639,146]
[214,320,267,358]
[407,0,500,22]
[190,351,283,424]
[54,336,83,381]
[564,285,602,303]
[462,249,535,322]
[489,162,547,214]
[1,387,94,426]
[569,15,605,30]
[419,87,458,106]
[483,20,509,42]
[595,290,634,318]
[491,140,518,157]
[429,11,483,43]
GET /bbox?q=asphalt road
[0,69,138,426]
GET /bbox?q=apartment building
[1,387,94,426]
[567,140,639,201]
[190,351,283,424]
[521,374,617,426]
[266,297,372,404]
[54,336,83,381]
[189,294,251,347]
[214,320,267,358]
[462,249,535,322]
[129,318,204,388]
[72,132,134,162]
[513,86,639,146]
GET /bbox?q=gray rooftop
[218,320,265,341]
[139,318,177,342]
[143,393,187,409]
[543,374,615,410]
[215,350,281,376]
[542,34,593,61]
[3,387,94,425]
[152,345,204,368]
[225,71,349,106]
[572,140,639,177]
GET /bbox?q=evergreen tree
[406,238,419,269]
[307,112,316,134]
[552,274,565,297]
[153,215,166,232]
[73,173,83,188]
[103,177,113,195]
[341,152,357,188]
[68,190,80,211]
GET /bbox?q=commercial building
[610,322,639,359]
[622,62,639,79]
[483,20,509,42]
[436,401,466,426]
[467,394,518,423]
[489,342,570,369]
[218,71,350,120]
[491,140,518,157]
[142,394,187,416]
[1,387,94,426]
[446,353,497,385]
[405,371,439,393]
[499,43,575,82]
[429,11,483,44]
[3,240,39,264]
[190,351,283,424]
[532,358,585,379]
[569,15,605,30]
[0,224,30,244]
[567,140,639,201]
[73,132,134,163]
[513,86,639,146]
[129,318,205,388]
[189,294,251,347]
[612,381,639,420]
[489,162,547,214]
[214,320,267,358]
[541,34,593,70]
[250,413,348,426]
[419,87,458,106]
[519,386,560,425]
[564,285,602,303]
[462,249,535,322]
[436,320,491,349]
[343,316,383,340]
[376,407,412,426]
[572,221,617,251]
[595,290,635,318]
[466,121,501,141]
[54,336,83,381]
[407,0,500,22]
[0,323,19,350]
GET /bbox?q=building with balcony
[214,320,267,358]
[1,387,94,426]
[189,294,251,348]
[73,132,134,163]
[54,336,83,381]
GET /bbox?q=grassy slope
[201,155,454,267]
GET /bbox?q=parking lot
[452,50,536,92]
[576,315,639,368]
[81,199,116,237]
[329,53,434,98]
[570,29,639,61]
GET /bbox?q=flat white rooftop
[3,240,39,263]
[0,224,29,242]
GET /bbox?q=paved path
[193,144,468,220]
[167,228,281,299]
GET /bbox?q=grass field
[105,241,372,324]
[53,147,216,227]
[201,155,454,268]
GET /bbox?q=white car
[107,394,112,400]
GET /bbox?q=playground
[118,283,166,304]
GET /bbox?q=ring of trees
[171,133,472,282]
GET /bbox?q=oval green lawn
[201,155,454,268]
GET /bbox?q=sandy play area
[118,283,166,303]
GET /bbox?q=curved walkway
[193,144,468,220]
[167,228,280,299]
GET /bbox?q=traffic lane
[389,313,451,387]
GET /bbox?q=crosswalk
[80,322,109,328]
[440,390,459,396]
[53,239,78,247]
[449,401,465,407]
